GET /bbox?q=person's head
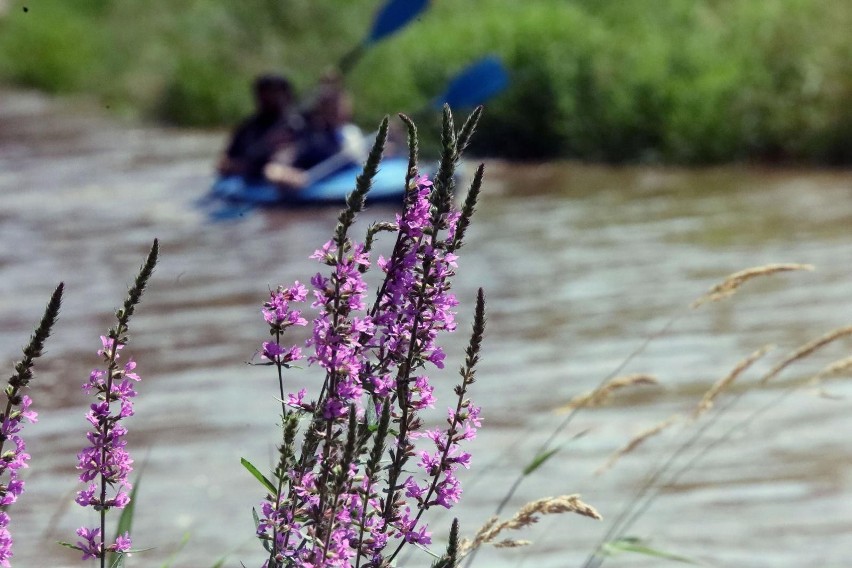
[309,85,353,128]
[253,74,293,116]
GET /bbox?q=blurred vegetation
[1,0,850,163]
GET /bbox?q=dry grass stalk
[692,345,774,419]
[816,389,845,400]
[597,414,680,475]
[690,263,814,308]
[458,495,601,557]
[554,374,659,413]
[760,325,852,385]
[811,356,852,383]
[805,357,852,401]
[492,539,532,549]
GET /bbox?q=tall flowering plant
[0,283,63,567]
[63,241,158,567]
[248,106,487,568]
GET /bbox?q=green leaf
[602,537,701,564]
[107,468,144,567]
[252,507,261,530]
[241,457,277,494]
[522,447,560,475]
[252,508,273,553]
[58,542,82,551]
[366,400,379,431]
[117,483,139,525]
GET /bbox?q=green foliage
[1,0,850,162]
[379,0,852,163]
[0,0,105,93]
[156,56,250,126]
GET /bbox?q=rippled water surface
[2,90,852,567]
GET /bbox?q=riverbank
[1,0,850,164]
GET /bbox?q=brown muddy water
[1,89,852,568]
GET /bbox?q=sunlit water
[2,90,852,567]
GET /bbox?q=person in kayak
[265,73,366,189]
[216,74,302,183]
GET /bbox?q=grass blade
[603,537,701,565]
[522,447,559,476]
[241,457,277,494]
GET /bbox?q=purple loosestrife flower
[0,283,62,567]
[363,172,469,548]
[66,240,157,566]
[75,527,101,560]
[405,403,481,512]
[253,110,487,567]
[260,284,308,400]
[263,282,309,330]
[264,175,471,564]
[0,396,37,506]
[256,284,310,566]
[0,517,11,568]
[0,402,36,568]
[74,334,139,558]
[268,174,467,562]
[74,528,131,561]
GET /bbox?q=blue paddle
[369,0,430,43]
[339,0,431,73]
[432,55,510,109]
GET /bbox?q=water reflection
[1,90,851,567]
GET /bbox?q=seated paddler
[214,74,302,195]
[265,73,366,190]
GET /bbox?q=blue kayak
[210,157,412,207]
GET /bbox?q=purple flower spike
[74,332,140,560]
[113,532,132,554]
[252,114,488,567]
[0,283,63,566]
[0,513,12,568]
[56,241,157,564]
[260,285,309,371]
[76,527,102,560]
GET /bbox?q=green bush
[156,57,250,126]
[1,0,850,163]
[0,0,105,93]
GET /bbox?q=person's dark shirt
[292,127,343,171]
[226,112,296,181]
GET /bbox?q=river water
[1,89,851,567]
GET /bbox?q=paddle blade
[434,55,510,109]
[368,0,430,43]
